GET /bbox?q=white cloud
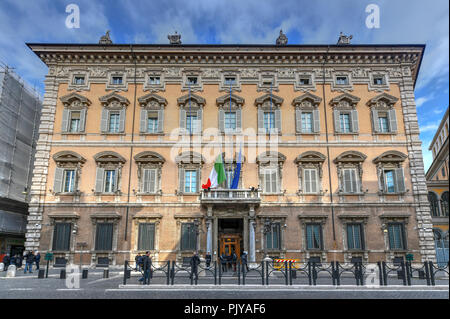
[420,123,439,133]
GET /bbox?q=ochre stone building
[24,36,436,267]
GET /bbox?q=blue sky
[0,0,448,170]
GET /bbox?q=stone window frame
[257,151,286,195]
[175,151,205,196]
[137,93,167,135]
[257,70,279,92]
[298,215,328,261]
[68,69,90,91]
[373,151,408,195]
[257,215,288,255]
[334,151,367,195]
[59,92,91,134]
[379,215,409,253]
[181,69,203,92]
[216,93,245,134]
[177,93,206,135]
[90,212,121,266]
[174,214,204,260]
[368,71,390,92]
[255,93,284,135]
[330,93,361,135]
[99,92,130,135]
[337,214,369,263]
[134,151,165,195]
[132,214,162,255]
[294,151,326,196]
[331,71,353,92]
[219,70,241,92]
[143,69,165,92]
[52,151,86,195]
[93,151,126,195]
[106,69,128,91]
[292,92,322,135]
[294,71,316,92]
[367,93,399,135]
[48,213,80,255]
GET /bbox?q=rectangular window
[378,114,389,133]
[373,76,385,85]
[303,168,318,194]
[138,223,155,251]
[299,77,310,85]
[265,223,281,250]
[142,168,157,193]
[69,111,81,132]
[73,76,85,85]
[262,77,274,86]
[148,76,160,85]
[63,169,76,193]
[181,223,197,251]
[224,111,236,131]
[186,113,198,133]
[109,112,120,133]
[388,223,406,250]
[52,223,71,251]
[95,223,113,251]
[184,170,197,193]
[342,168,358,193]
[263,168,279,193]
[306,224,322,250]
[187,77,198,85]
[224,77,236,85]
[263,112,275,133]
[384,170,396,193]
[339,113,351,133]
[104,170,116,193]
[147,116,158,133]
[347,224,364,250]
[301,112,313,133]
[336,76,349,85]
[112,76,123,85]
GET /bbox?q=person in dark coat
[10,255,16,269]
[2,254,10,271]
[190,252,201,280]
[135,253,141,271]
[220,253,227,272]
[34,251,41,270]
[241,251,249,272]
[15,254,23,269]
[231,251,238,272]
[24,251,34,274]
[205,251,212,268]
[138,252,151,284]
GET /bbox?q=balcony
[200,189,261,206]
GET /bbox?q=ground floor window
[387,223,406,250]
[95,223,113,251]
[138,223,155,251]
[52,223,71,251]
[181,223,197,251]
[306,224,323,250]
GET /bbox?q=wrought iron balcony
[200,188,261,205]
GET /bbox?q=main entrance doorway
[218,218,243,262]
[219,234,241,260]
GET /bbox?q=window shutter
[258,108,264,134]
[306,225,313,249]
[333,109,341,133]
[53,167,64,193]
[218,109,225,132]
[53,223,71,251]
[275,108,281,133]
[236,108,242,131]
[179,109,186,133]
[142,169,149,193]
[95,167,105,193]
[347,225,354,249]
[101,108,109,132]
[140,109,147,133]
[179,167,185,194]
[372,109,380,133]
[343,169,351,193]
[353,224,361,249]
[264,170,270,193]
[310,169,318,193]
[351,169,358,193]
[272,170,278,193]
[304,169,311,193]
[96,223,113,251]
[196,168,200,193]
[351,109,359,132]
[394,168,406,193]
[360,224,365,250]
[313,109,320,133]
[295,108,302,133]
[119,108,126,132]
[378,169,386,193]
[149,169,156,193]
[79,109,87,132]
[195,109,202,133]
[388,109,398,133]
[114,168,119,192]
[61,108,69,132]
[157,108,164,133]
[138,223,155,251]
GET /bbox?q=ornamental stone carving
[276,30,288,46]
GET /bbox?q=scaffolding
[0,64,42,205]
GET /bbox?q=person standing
[34,251,41,270]
[190,251,200,280]
[135,253,141,271]
[138,251,151,284]
[15,254,23,269]
[205,251,212,268]
[241,251,249,272]
[231,250,237,272]
[2,254,10,271]
[24,251,34,274]
[220,253,227,272]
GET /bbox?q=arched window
[428,192,440,217]
[441,191,449,217]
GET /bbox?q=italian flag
[202,154,226,189]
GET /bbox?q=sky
[0,0,448,171]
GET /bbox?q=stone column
[249,219,256,263]
[206,219,212,254]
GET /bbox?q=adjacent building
[24,32,436,267]
[0,66,42,260]
[426,106,449,266]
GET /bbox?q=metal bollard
[60,269,66,279]
[38,269,45,279]
[103,269,109,278]
[82,269,88,279]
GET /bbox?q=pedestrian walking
[34,251,41,270]
[220,253,227,272]
[190,251,200,280]
[205,251,212,268]
[138,251,151,284]
[24,251,34,274]
[241,251,249,272]
[231,250,238,272]
[2,254,10,271]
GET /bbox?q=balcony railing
[200,189,261,204]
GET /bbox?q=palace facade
[24,34,436,266]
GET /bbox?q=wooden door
[219,234,241,261]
